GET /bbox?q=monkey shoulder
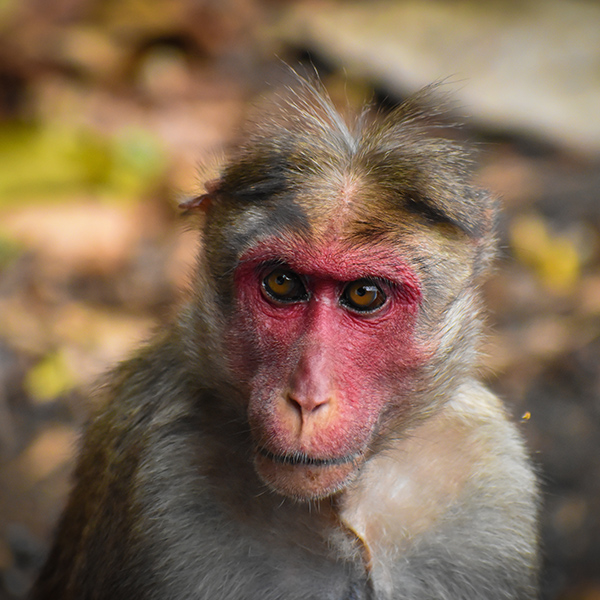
[29,333,199,599]
[338,380,539,599]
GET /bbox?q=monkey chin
[254,449,362,501]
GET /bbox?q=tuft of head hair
[215,74,494,240]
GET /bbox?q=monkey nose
[285,391,330,416]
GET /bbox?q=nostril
[309,398,328,413]
[285,392,303,416]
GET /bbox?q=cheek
[341,312,425,380]
[329,317,433,432]
[224,284,303,383]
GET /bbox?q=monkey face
[225,234,428,501]
[199,78,494,503]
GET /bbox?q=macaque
[31,77,538,600]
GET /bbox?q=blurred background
[0,0,598,598]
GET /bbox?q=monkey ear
[179,179,221,213]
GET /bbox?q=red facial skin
[226,236,426,500]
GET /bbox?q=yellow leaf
[24,351,77,404]
[510,214,581,294]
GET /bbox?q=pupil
[276,275,286,286]
[356,287,366,297]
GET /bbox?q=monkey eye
[341,279,387,313]
[262,268,308,304]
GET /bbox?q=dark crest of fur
[213,76,495,238]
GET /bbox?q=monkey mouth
[254,446,365,500]
[257,446,359,468]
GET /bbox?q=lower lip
[256,446,359,467]
[254,449,363,500]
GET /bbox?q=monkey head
[192,81,496,501]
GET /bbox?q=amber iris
[342,280,386,312]
[262,268,307,303]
